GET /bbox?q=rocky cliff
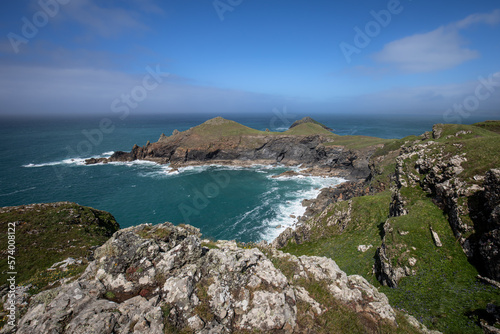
[85,117,386,181]
[273,121,500,333]
[3,222,409,334]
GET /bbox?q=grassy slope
[0,202,119,284]
[281,121,500,333]
[323,135,391,150]
[190,118,269,137]
[268,250,421,334]
[282,122,335,136]
[432,123,500,181]
[472,120,500,134]
[283,192,390,283]
[171,117,391,151]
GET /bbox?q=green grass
[281,177,500,333]
[24,263,88,295]
[269,252,420,334]
[413,123,500,181]
[283,122,335,136]
[0,202,119,284]
[372,136,419,159]
[283,192,391,284]
[190,117,269,137]
[380,186,500,334]
[323,135,391,150]
[473,120,500,134]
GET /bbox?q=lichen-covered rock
[10,223,399,333]
[270,249,396,323]
[374,221,415,288]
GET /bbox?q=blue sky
[0,0,499,120]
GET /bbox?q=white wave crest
[260,176,344,243]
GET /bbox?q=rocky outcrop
[85,117,378,181]
[374,220,416,288]
[473,169,500,280]
[9,223,398,333]
[413,147,500,280]
[273,181,370,248]
[373,129,500,284]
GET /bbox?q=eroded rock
[11,223,398,333]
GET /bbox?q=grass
[201,240,220,249]
[0,202,119,284]
[193,277,215,324]
[24,262,88,295]
[269,253,420,334]
[323,135,391,150]
[283,122,334,136]
[472,120,500,134]
[136,224,173,240]
[161,304,195,334]
[283,192,391,284]
[280,173,500,333]
[381,186,500,333]
[190,117,268,137]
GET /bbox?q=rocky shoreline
[85,117,382,182]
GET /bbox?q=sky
[0,0,499,121]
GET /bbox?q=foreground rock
[9,223,399,333]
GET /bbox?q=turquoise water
[0,113,486,242]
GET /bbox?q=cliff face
[86,117,384,181]
[9,223,398,334]
[273,121,500,332]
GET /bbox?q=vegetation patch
[281,164,500,334]
[194,277,215,324]
[24,262,88,295]
[323,135,390,150]
[283,192,391,285]
[0,202,119,284]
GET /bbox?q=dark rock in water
[271,170,301,178]
[84,157,108,165]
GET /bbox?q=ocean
[0,113,487,242]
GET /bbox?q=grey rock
[12,223,399,333]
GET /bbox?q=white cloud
[0,65,288,116]
[373,9,500,73]
[349,72,500,115]
[454,9,500,29]
[62,0,149,38]
[372,27,479,72]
